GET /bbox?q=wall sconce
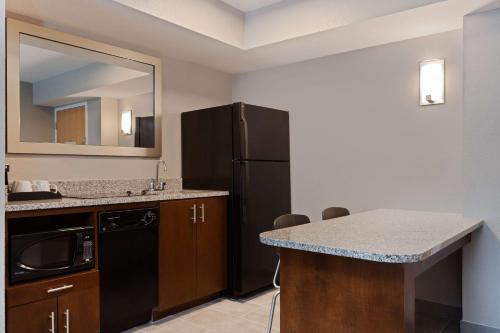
[420,59,445,106]
[121,110,132,135]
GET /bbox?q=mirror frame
[6,18,162,157]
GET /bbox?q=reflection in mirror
[19,34,155,148]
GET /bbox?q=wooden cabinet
[58,286,100,333]
[7,270,100,333]
[5,197,227,328]
[158,199,198,310]
[196,197,227,297]
[156,197,227,317]
[8,298,58,333]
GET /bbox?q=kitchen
[1,0,500,332]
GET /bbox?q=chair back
[322,207,350,220]
[273,214,310,230]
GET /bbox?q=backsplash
[9,178,182,197]
[53,178,183,196]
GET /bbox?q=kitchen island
[260,209,483,333]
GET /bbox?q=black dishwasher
[99,208,159,333]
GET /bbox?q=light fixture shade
[121,110,132,135]
[419,59,445,106]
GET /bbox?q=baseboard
[415,299,462,321]
[461,321,500,333]
[152,292,223,321]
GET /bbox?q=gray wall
[233,30,464,306]
[463,8,500,330]
[86,98,101,145]
[20,81,54,143]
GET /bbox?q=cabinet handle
[191,204,197,224]
[48,312,55,333]
[199,203,205,223]
[64,309,70,333]
[47,284,74,293]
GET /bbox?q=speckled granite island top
[5,190,229,212]
[260,209,483,263]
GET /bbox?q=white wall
[233,30,464,306]
[100,97,119,147]
[7,57,232,181]
[462,8,500,330]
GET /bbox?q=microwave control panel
[83,233,94,262]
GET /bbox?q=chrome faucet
[154,160,167,191]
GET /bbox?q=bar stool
[267,214,311,333]
[322,206,350,220]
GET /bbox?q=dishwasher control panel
[99,208,159,232]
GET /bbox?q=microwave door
[10,226,95,283]
[16,234,76,271]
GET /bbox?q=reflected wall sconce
[121,110,132,135]
[420,59,445,106]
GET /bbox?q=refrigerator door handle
[240,105,249,159]
[240,162,248,225]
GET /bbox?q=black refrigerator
[182,102,291,297]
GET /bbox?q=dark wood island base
[279,235,471,333]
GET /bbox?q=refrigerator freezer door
[181,105,234,190]
[233,103,290,161]
[231,160,291,296]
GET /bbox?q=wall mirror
[7,19,162,157]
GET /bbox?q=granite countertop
[6,190,229,212]
[260,209,483,263]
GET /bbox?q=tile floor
[125,289,460,333]
[126,289,279,333]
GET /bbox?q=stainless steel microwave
[9,226,95,283]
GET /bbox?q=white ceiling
[20,44,92,82]
[219,0,286,12]
[69,76,153,101]
[19,42,153,106]
[111,0,451,49]
[7,0,498,74]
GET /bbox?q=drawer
[7,270,99,308]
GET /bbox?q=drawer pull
[199,203,205,223]
[48,311,55,332]
[64,309,70,333]
[191,204,197,224]
[47,284,74,293]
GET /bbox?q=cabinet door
[196,197,227,297]
[158,199,198,311]
[58,286,100,333]
[7,298,57,333]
